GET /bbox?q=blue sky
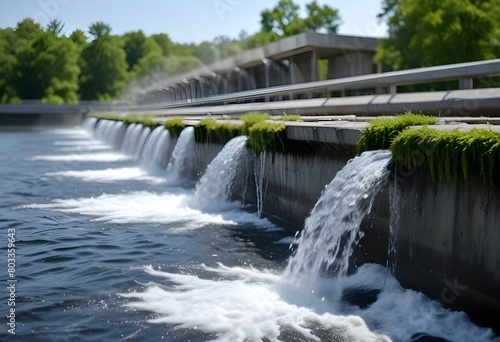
[0,0,386,43]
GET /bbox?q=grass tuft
[391,127,500,186]
[279,114,302,122]
[194,118,240,144]
[356,112,437,154]
[248,121,286,156]
[240,112,270,135]
[164,118,186,137]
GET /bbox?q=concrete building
[140,32,378,103]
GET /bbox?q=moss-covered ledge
[391,127,500,186]
[356,112,437,154]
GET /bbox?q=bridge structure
[137,32,378,104]
[1,32,500,125]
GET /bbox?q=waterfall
[191,136,249,211]
[120,124,151,160]
[166,127,196,181]
[108,121,126,149]
[121,123,140,155]
[283,150,392,291]
[81,117,97,132]
[139,126,171,170]
[254,151,267,218]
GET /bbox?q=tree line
[0,0,339,103]
[1,0,499,103]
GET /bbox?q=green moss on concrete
[194,118,240,144]
[91,113,161,129]
[164,118,186,137]
[91,113,123,121]
[240,112,270,135]
[356,112,437,154]
[280,114,302,122]
[391,127,500,185]
[248,121,286,156]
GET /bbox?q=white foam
[29,152,132,162]
[20,191,232,229]
[121,262,499,342]
[54,140,104,146]
[46,167,165,184]
[121,264,390,342]
[56,145,111,152]
[343,264,498,342]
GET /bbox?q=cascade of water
[120,123,138,154]
[191,136,249,211]
[94,119,112,142]
[109,121,126,149]
[81,117,98,132]
[166,127,195,181]
[121,124,146,157]
[254,151,267,218]
[132,126,152,160]
[283,150,392,291]
[139,126,171,170]
[152,129,172,169]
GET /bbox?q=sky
[0,0,387,44]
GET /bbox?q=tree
[69,29,87,48]
[0,29,19,102]
[14,31,80,103]
[376,0,500,71]
[47,19,65,36]
[80,23,128,101]
[123,30,147,70]
[15,18,42,41]
[88,21,111,39]
[260,0,304,36]
[304,1,341,34]
[151,33,173,57]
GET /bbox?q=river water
[0,121,497,342]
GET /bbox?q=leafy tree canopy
[376,0,500,71]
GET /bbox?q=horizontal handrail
[142,59,500,110]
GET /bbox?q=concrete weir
[185,117,500,331]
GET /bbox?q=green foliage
[240,112,271,135]
[280,114,302,122]
[123,30,148,71]
[0,5,342,104]
[356,113,437,154]
[248,121,286,155]
[14,31,80,102]
[260,0,340,38]
[165,118,186,137]
[80,29,128,100]
[194,118,240,144]
[391,127,500,186]
[376,0,500,71]
[93,113,161,128]
[304,1,341,34]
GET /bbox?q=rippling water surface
[1,125,497,342]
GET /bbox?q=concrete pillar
[290,51,319,84]
[328,51,375,79]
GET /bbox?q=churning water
[0,119,497,342]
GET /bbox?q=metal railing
[139,59,500,110]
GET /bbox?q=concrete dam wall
[92,118,499,332]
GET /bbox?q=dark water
[0,127,291,341]
[0,124,497,342]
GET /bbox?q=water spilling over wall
[83,118,500,333]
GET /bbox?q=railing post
[459,78,473,90]
[390,84,397,95]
